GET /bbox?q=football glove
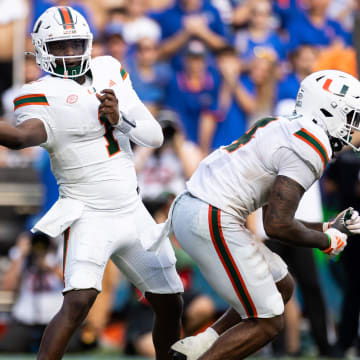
[323,228,347,256]
[344,209,360,234]
[323,207,356,235]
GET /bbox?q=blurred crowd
[0,0,360,358]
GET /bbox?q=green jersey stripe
[209,205,257,318]
[294,129,329,169]
[14,95,49,110]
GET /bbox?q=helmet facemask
[337,107,360,151]
[45,38,92,78]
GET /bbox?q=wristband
[322,222,330,232]
[113,115,136,134]
[322,233,332,254]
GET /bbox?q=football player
[4,6,184,360]
[164,70,360,360]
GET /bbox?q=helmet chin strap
[54,64,82,77]
[329,136,344,153]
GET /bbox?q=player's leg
[145,292,184,359]
[38,210,113,360]
[37,289,98,360]
[110,243,183,360]
[110,200,184,360]
[170,274,294,360]
[210,272,294,336]
[192,275,294,360]
[170,193,287,359]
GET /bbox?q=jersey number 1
[98,111,120,156]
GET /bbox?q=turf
[0,356,348,360]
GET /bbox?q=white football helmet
[295,70,360,152]
[31,6,93,78]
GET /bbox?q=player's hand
[344,209,360,234]
[96,89,120,126]
[323,207,355,235]
[323,228,347,256]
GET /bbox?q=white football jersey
[14,56,142,210]
[187,116,332,222]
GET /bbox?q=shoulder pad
[288,118,332,176]
[91,56,128,81]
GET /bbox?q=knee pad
[65,262,103,292]
[266,292,284,317]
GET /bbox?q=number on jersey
[224,117,277,153]
[98,111,120,156]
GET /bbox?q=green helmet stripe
[57,8,66,28]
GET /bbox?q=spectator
[164,40,219,154]
[153,0,228,70]
[209,0,233,30]
[272,0,307,31]
[313,41,358,78]
[208,46,256,150]
[103,23,128,64]
[0,232,63,353]
[127,37,171,116]
[120,0,161,45]
[234,0,286,64]
[286,0,352,52]
[135,109,203,200]
[327,0,356,32]
[231,0,252,29]
[1,56,41,125]
[276,44,317,103]
[91,37,106,59]
[247,52,278,125]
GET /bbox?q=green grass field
[0,356,349,360]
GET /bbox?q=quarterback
[167,70,360,360]
[6,6,184,360]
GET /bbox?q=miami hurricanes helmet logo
[322,78,349,97]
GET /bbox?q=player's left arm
[263,205,323,232]
[262,147,348,255]
[262,177,328,248]
[263,176,347,256]
[291,207,360,235]
[96,88,163,148]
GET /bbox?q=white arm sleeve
[273,147,318,191]
[126,102,163,148]
[116,69,163,148]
